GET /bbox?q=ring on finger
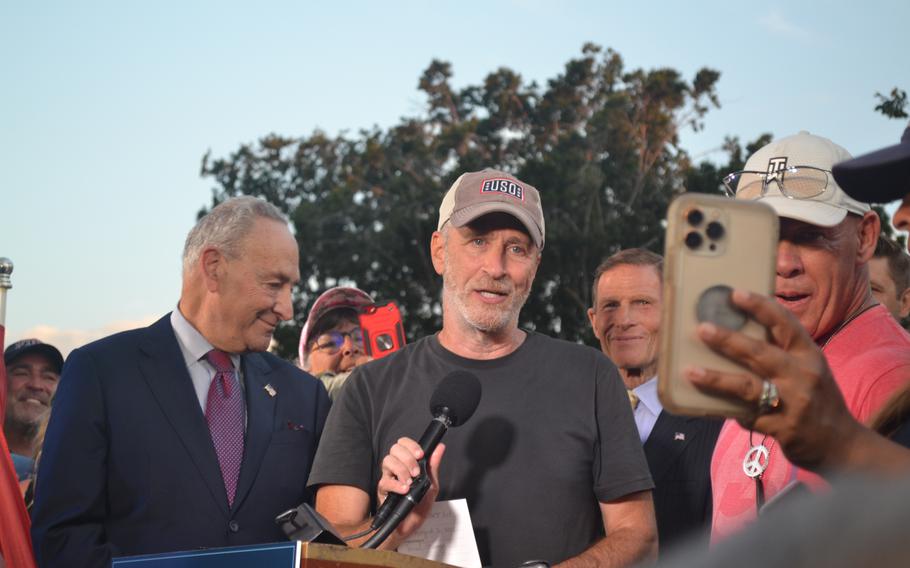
[757,379,781,414]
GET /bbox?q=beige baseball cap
[734,131,870,227]
[437,168,545,249]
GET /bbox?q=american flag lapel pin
[264,384,277,397]
[674,432,685,441]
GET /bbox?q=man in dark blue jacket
[31,196,330,567]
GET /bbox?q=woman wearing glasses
[299,287,375,400]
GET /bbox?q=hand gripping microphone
[361,370,482,549]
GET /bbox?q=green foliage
[873,205,907,249]
[200,44,721,358]
[682,134,774,197]
[875,88,908,119]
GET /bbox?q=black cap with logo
[4,339,64,374]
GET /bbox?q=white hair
[182,196,288,275]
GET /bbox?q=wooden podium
[300,543,455,568]
[113,541,457,568]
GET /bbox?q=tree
[682,134,774,197]
[201,44,721,358]
[870,86,908,247]
[875,87,908,119]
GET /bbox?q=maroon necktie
[204,349,245,507]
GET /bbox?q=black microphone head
[429,371,482,427]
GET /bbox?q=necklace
[819,299,878,351]
[743,431,774,479]
[743,430,775,514]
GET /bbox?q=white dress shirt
[170,307,243,414]
[632,376,662,444]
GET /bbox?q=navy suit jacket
[31,315,331,567]
[643,411,722,555]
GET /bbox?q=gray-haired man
[308,169,656,567]
[32,196,330,567]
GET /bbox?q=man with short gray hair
[32,196,330,566]
[309,169,656,567]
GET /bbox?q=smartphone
[658,193,778,418]
[359,301,406,359]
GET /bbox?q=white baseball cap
[734,131,870,227]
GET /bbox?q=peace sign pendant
[742,444,770,478]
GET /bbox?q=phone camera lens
[376,334,394,352]
[686,209,704,227]
[706,221,725,240]
[684,231,703,250]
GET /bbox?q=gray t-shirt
[308,331,653,567]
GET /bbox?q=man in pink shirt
[710,131,910,541]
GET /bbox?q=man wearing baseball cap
[708,132,910,542]
[646,126,910,568]
[308,169,656,566]
[4,339,63,479]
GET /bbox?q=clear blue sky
[2,0,908,354]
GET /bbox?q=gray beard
[442,262,529,334]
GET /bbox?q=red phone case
[359,302,406,359]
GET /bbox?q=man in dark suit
[588,248,721,554]
[31,196,331,567]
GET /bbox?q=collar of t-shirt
[170,307,243,413]
[632,376,662,443]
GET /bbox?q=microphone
[362,370,482,548]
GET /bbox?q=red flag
[0,324,38,568]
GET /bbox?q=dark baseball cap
[4,339,64,374]
[832,124,910,204]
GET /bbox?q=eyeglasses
[722,166,832,201]
[313,328,364,354]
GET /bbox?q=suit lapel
[643,411,700,482]
[137,315,230,517]
[231,352,276,511]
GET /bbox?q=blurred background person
[298,287,374,400]
[3,339,62,483]
[20,419,48,512]
[869,235,910,329]
[841,123,910,451]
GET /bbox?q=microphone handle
[362,469,432,549]
[370,416,448,530]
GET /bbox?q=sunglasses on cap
[312,328,364,354]
[722,166,832,201]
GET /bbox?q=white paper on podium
[397,498,481,568]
